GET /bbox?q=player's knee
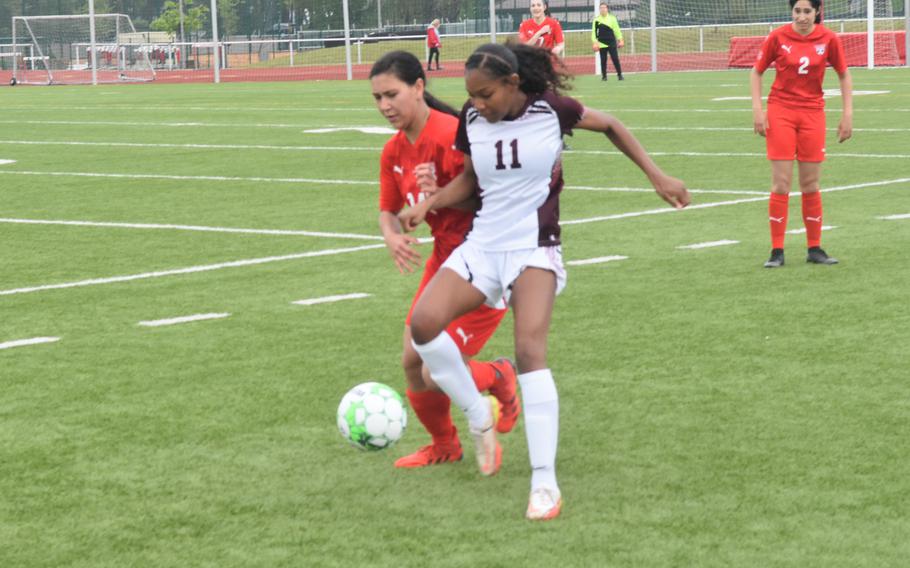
[514,336,547,373]
[409,310,444,345]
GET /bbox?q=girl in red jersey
[400,43,689,520]
[751,0,853,268]
[519,0,565,60]
[369,51,520,469]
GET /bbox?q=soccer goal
[11,14,156,85]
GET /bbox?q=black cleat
[806,247,838,265]
[601,76,607,81]
[618,74,625,81]
[764,248,785,268]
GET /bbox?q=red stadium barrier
[728,31,907,68]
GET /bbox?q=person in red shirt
[518,0,565,60]
[751,0,853,268]
[426,19,442,71]
[369,51,520,469]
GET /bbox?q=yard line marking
[564,178,910,226]
[567,185,766,196]
[0,170,378,186]
[0,336,61,350]
[0,159,16,165]
[566,255,628,266]
[0,218,383,241]
[677,240,740,249]
[878,213,910,220]
[786,225,837,235]
[0,244,385,297]
[138,313,231,327]
[292,293,372,306]
[0,140,381,152]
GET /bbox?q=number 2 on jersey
[494,139,522,170]
[798,56,810,75]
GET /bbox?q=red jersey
[754,24,847,110]
[379,109,469,258]
[427,26,441,48]
[518,17,564,50]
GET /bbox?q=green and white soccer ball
[337,382,407,451]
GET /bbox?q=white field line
[0,170,378,186]
[786,225,837,235]
[0,218,382,241]
[878,214,910,220]
[0,336,61,350]
[138,313,230,327]
[677,240,740,250]
[0,107,378,113]
[0,159,16,165]
[566,255,628,266]
[0,243,385,297]
[564,178,910,226]
[292,293,372,306]
[567,185,766,196]
[2,140,908,159]
[0,140,381,152]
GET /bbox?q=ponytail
[466,41,572,96]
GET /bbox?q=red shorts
[406,253,507,357]
[766,104,827,163]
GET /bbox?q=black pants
[599,45,622,78]
[428,47,440,69]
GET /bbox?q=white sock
[412,333,490,429]
[519,369,559,492]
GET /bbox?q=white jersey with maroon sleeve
[455,91,584,252]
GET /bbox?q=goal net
[12,14,156,85]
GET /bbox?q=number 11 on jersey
[494,139,522,170]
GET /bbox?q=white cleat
[526,486,562,520]
[468,397,502,476]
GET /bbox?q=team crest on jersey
[814,44,826,56]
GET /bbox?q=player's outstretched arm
[400,156,478,231]
[379,210,422,274]
[837,70,853,143]
[750,68,768,137]
[576,108,690,209]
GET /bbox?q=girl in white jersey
[400,42,689,520]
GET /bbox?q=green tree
[150,0,209,36]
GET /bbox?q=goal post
[11,13,156,85]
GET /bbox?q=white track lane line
[677,240,740,250]
[0,337,61,350]
[564,178,910,226]
[0,218,382,241]
[292,293,372,306]
[786,225,837,235]
[878,214,910,220]
[0,244,384,297]
[138,313,230,327]
[566,255,628,266]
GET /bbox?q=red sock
[406,389,456,447]
[769,192,790,249]
[801,191,823,248]
[467,360,497,392]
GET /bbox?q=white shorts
[441,242,567,307]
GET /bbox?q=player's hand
[398,200,429,233]
[593,42,600,52]
[414,162,439,194]
[753,109,768,137]
[653,174,690,209]
[384,232,422,274]
[618,39,625,48]
[837,114,853,143]
[540,25,551,35]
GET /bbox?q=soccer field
[2,68,909,566]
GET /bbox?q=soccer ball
[337,382,407,451]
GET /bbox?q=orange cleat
[394,441,463,469]
[489,358,521,434]
[526,487,562,521]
